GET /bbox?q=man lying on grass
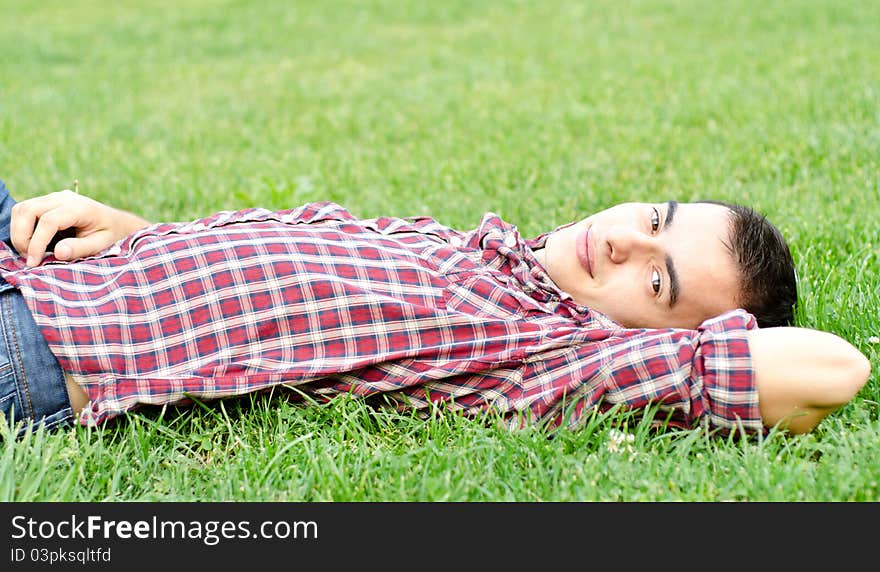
[0,179,870,438]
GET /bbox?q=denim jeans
[0,179,73,434]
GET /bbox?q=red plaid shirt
[0,202,761,433]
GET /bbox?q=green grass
[1,0,878,501]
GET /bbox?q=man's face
[535,201,741,329]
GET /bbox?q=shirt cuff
[695,309,762,433]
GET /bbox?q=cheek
[607,267,645,294]
[593,275,648,309]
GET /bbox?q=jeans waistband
[0,287,72,435]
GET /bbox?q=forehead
[664,202,741,324]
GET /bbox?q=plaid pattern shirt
[0,202,762,433]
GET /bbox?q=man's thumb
[54,234,113,261]
[53,240,74,260]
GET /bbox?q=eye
[650,207,661,234]
[651,268,662,295]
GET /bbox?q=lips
[575,226,593,277]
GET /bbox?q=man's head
[534,200,797,329]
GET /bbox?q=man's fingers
[26,213,72,267]
[9,201,40,257]
[10,190,79,259]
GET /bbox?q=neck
[533,247,548,271]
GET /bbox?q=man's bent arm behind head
[749,327,871,434]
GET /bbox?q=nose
[605,226,660,264]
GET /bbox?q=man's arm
[576,311,870,435]
[749,327,871,434]
[10,189,151,266]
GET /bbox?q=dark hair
[700,201,798,328]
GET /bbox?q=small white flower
[868,336,880,345]
[606,429,635,454]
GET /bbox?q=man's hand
[10,189,151,266]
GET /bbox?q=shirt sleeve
[515,309,761,435]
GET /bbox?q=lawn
[1,0,878,502]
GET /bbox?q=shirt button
[106,245,122,256]
[449,236,462,247]
[191,223,206,232]
[504,234,517,248]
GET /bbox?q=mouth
[575,226,593,278]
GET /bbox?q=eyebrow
[663,200,680,308]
